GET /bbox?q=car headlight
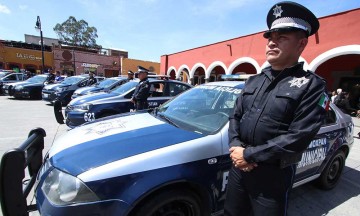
[41,168,99,205]
[56,87,67,93]
[73,103,92,111]
[15,85,24,90]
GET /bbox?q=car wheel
[315,150,345,190]
[133,189,202,216]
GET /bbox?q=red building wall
[160,8,360,88]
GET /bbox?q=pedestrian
[224,2,327,216]
[333,88,342,104]
[87,71,97,86]
[131,66,150,110]
[331,91,337,103]
[127,70,134,82]
[54,71,64,83]
[46,68,55,84]
[335,92,360,116]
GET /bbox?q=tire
[315,150,345,190]
[133,189,202,216]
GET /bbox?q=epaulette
[307,70,326,83]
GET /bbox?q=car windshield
[94,78,119,88]
[0,72,8,78]
[62,76,85,85]
[157,85,243,134]
[27,75,47,83]
[111,81,138,95]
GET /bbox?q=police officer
[127,70,134,82]
[131,66,150,110]
[224,2,327,216]
[87,71,97,86]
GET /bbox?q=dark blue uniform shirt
[229,63,327,166]
[132,78,150,102]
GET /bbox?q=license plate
[42,93,48,98]
[5,90,8,94]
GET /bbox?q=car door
[148,82,167,109]
[294,106,342,181]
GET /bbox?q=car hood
[49,113,204,176]
[74,86,102,94]
[14,81,44,88]
[4,80,32,87]
[43,83,70,90]
[70,92,119,105]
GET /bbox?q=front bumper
[64,109,91,127]
[42,90,57,102]
[36,187,130,216]
[13,88,31,98]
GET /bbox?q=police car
[0,81,354,216]
[59,79,192,127]
[42,75,105,105]
[2,74,50,99]
[71,77,128,100]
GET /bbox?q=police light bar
[221,74,254,80]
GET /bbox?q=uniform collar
[262,62,304,80]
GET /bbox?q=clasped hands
[230,146,258,172]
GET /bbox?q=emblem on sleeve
[273,5,283,18]
[288,77,309,88]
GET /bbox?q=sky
[0,0,359,62]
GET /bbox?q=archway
[206,61,227,82]
[315,54,360,92]
[228,57,260,74]
[231,63,257,75]
[210,66,226,82]
[177,65,191,83]
[193,67,206,85]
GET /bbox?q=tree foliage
[53,16,101,48]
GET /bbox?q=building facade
[53,45,128,77]
[160,8,360,91]
[0,40,53,73]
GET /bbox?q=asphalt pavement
[0,96,359,216]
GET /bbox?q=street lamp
[35,16,45,73]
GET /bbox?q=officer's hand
[230,147,247,167]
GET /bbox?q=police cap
[128,70,134,75]
[263,1,319,38]
[137,66,149,74]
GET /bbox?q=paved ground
[0,96,359,216]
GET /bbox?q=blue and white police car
[71,77,129,100]
[60,79,192,127]
[0,81,354,216]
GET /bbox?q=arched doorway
[231,63,257,75]
[315,54,360,92]
[193,67,206,85]
[179,69,190,83]
[210,66,226,82]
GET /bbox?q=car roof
[203,81,245,88]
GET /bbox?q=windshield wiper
[158,113,179,128]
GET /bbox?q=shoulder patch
[318,92,330,111]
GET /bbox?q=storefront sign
[16,53,42,61]
[82,63,100,68]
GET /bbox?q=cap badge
[273,5,283,18]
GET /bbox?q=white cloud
[19,5,28,11]
[0,4,11,14]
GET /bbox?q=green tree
[53,16,100,48]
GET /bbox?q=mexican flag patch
[318,93,330,111]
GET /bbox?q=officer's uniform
[224,2,327,216]
[132,67,150,110]
[88,73,97,86]
[127,70,134,82]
